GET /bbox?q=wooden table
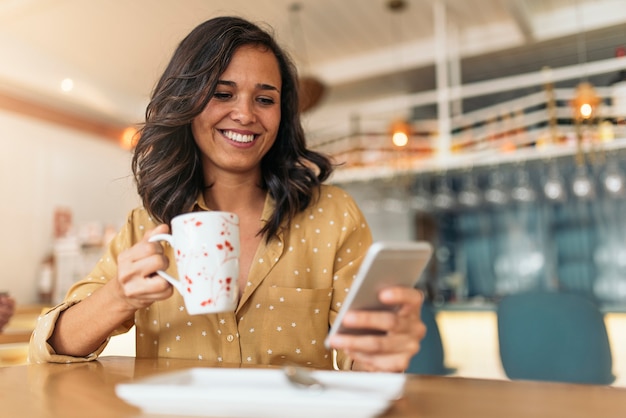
[1,356,625,417]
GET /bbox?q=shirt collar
[192,190,276,224]
[194,191,210,211]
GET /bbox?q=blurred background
[1,0,626,379]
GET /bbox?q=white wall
[0,109,139,304]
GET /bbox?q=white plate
[116,367,406,418]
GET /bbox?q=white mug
[149,211,240,314]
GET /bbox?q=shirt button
[226,334,234,342]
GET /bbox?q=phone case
[325,241,433,347]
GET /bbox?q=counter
[2,356,625,418]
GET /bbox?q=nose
[230,98,256,124]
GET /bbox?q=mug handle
[148,234,183,293]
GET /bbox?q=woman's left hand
[327,287,426,372]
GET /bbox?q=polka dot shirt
[29,184,372,370]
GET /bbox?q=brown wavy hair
[132,16,333,242]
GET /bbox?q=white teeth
[223,130,254,143]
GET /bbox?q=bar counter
[1,356,625,417]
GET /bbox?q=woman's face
[191,45,282,180]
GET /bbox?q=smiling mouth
[222,130,255,143]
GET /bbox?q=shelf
[329,135,626,184]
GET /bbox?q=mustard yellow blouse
[29,184,372,370]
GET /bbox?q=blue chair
[497,291,614,385]
[406,302,455,375]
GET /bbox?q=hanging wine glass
[542,159,567,202]
[432,173,456,211]
[458,169,483,208]
[510,164,537,203]
[602,153,626,198]
[383,185,410,213]
[484,169,509,206]
[410,176,432,213]
[359,183,383,214]
[571,163,596,200]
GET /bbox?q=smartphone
[325,241,433,348]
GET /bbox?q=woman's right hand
[45,224,176,358]
[114,224,175,310]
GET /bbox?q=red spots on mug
[216,240,235,252]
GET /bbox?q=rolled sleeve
[28,301,104,364]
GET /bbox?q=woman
[0,293,15,332]
[29,16,425,372]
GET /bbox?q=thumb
[144,224,170,242]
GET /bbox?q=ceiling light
[386,0,411,149]
[390,119,410,147]
[571,81,600,121]
[60,78,74,92]
[120,126,138,150]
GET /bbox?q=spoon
[283,365,325,391]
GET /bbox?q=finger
[118,249,167,274]
[118,231,170,272]
[117,243,163,269]
[124,277,174,300]
[341,309,398,334]
[337,305,420,341]
[334,329,420,355]
[379,287,424,316]
[379,286,423,306]
[349,351,412,373]
[341,333,421,373]
[132,224,170,259]
[135,224,171,264]
[118,241,165,263]
[119,224,170,263]
[144,224,170,241]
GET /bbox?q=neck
[203,178,266,214]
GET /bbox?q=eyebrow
[217,79,280,93]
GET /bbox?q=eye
[213,91,232,101]
[257,96,276,106]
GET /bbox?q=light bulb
[392,132,408,147]
[579,103,592,119]
[120,127,138,150]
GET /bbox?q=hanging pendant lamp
[289,2,326,113]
